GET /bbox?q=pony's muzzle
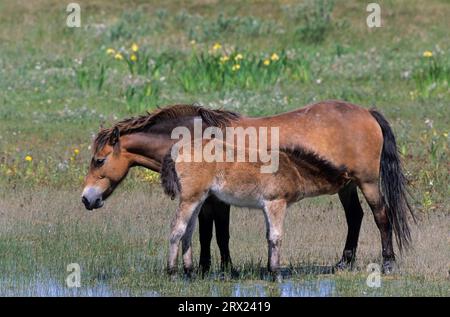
[81,186,104,210]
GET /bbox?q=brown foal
[161,139,351,278]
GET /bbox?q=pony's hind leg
[262,200,287,281]
[168,199,203,276]
[359,182,396,273]
[335,183,364,270]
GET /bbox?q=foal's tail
[370,109,416,252]
[161,151,181,200]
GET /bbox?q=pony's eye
[95,158,106,167]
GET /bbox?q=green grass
[0,0,449,296]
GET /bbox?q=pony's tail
[370,109,416,253]
[161,151,180,200]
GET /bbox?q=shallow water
[1,277,336,297]
[231,279,335,297]
[0,278,159,297]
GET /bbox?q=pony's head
[82,127,131,210]
[80,104,240,210]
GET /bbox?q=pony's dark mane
[161,151,181,200]
[280,147,349,184]
[93,104,240,153]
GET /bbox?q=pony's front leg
[263,200,287,282]
[181,211,201,277]
[168,201,201,276]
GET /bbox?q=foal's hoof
[382,260,397,275]
[183,268,195,280]
[167,268,178,280]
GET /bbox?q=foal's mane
[93,104,240,152]
[281,147,349,184]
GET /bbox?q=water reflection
[232,279,336,297]
[0,278,159,297]
[2,275,335,297]
[279,280,335,297]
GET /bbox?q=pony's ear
[109,127,120,146]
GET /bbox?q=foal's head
[82,127,131,210]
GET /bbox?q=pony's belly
[210,189,263,209]
[303,186,341,198]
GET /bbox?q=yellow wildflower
[142,170,160,183]
[212,42,222,51]
[423,50,433,58]
[130,54,138,62]
[220,55,230,63]
[114,53,123,60]
[106,48,116,55]
[190,40,196,45]
[131,43,139,52]
[231,64,241,71]
[74,149,80,155]
[263,59,271,66]
[270,53,280,61]
[234,53,243,61]
[25,155,33,162]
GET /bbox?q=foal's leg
[168,200,202,276]
[263,200,287,281]
[359,182,396,274]
[335,183,364,270]
[213,200,232,272]
[198,198,215,274]
[182,206,201,277]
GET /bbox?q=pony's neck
[120,116,198,172]
[120,132,173,172]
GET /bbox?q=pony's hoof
[273,273,283,283]
[183,268,194,280]
[200,271,209,279]
[230,268,240,279]
[199,262,211,277]
[382,260,397,274]
[218,264,239,280]
[269,271,282,283]
[167,268,178,280]
[334,259,354,272]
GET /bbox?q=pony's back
[161,139,303,205]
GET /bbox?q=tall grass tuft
[289,0,335,44]
[413,52,449,98]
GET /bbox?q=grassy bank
[0,187,448,296]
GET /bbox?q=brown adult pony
[81,100,414,274]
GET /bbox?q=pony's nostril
[82,196,90,207]
[94,198,101,206]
